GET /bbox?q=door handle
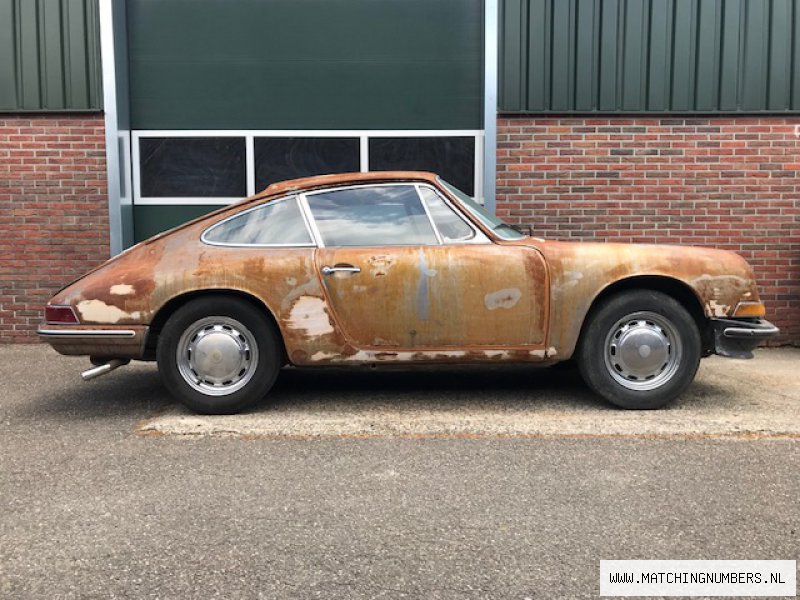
[321,264,361,276]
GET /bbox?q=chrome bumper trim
[723,325,780,339]
[37,328,137,338]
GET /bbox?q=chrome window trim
[414,184,444,245]
[301,181,420,197]
[415,183,489,245]
[437,177,525,241]
[297,193,325,248]
[200,195,317,248]
[301,182,442,248]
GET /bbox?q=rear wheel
[156,296,282,414]
[577,290,701,409]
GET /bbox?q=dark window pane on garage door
[368,137,475,196]
[139,137,246,197]
[254,137,360,192]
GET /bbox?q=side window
[418,186,475,242]
[305,185,438,247]
[203,197,313,245]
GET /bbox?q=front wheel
[156,296,282,414]
[577,290,701,409]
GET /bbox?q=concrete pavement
[0,345,798,599]
[138,349,800,439]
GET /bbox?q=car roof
[137,172,444,248]
[254,171,439,200]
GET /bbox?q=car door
[303,183,548,351]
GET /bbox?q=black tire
[156,296,282,414]
[576,289,701,409]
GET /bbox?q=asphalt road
[1,346,798,599]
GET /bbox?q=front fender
[537,241,761,359]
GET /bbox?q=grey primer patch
[417,250,430,320]
[485,288,522,310]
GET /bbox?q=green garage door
[127,0,484,242]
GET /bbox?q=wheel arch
[143,289,287,362]
[576,275,713,356]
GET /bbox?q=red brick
[0,114,109,343]
[497,115,800,345]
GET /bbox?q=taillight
[45,305,79,324]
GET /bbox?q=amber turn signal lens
[732,302,766,318]
[45,305,79,324]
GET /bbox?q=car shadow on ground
[20,366,172,422]
[265,364,600,409]
[23,360,730,422]
[243,363,728,414]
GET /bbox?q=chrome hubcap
[176,316,258,396]
[604,311,682,391]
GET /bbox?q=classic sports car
[39,172,778,414]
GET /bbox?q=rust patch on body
[541,241,761,358]
[315,244,548,351]
[690,274,752,317]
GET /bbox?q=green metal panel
[500,0,800,113]
[127,0,483,130]
[500,0,524,111]
[670,0,695,110]
[549,0,573,111]
[739,0,769,110]
[0,0,102,111]
[718,0,742,111]
[694,0,720,110]
[597,0,619,110]
[133,205,225,243]
[794,0,800,108]
[768,0,793,111]
[646,0,671,111]
[620,0,646,110]
[526,0,548,111]
[574,0,597,112]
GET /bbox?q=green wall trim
[0,0,102,111]
[127,0,483,130]
[133,204,224,243]
[500,0,800,114]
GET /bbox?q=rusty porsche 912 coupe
[39,171,778,414]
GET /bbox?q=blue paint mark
[417,250,429,321]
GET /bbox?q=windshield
[439,179,526,240]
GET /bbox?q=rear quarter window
[202,197,313,246]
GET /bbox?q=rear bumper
[37,324,148,359]
[711,318,780,359]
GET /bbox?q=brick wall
[497,116,800,345]
[1,113,797,345]
[0,114,109,343]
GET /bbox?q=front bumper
[37,324,148,359]
[711,318,780,359]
